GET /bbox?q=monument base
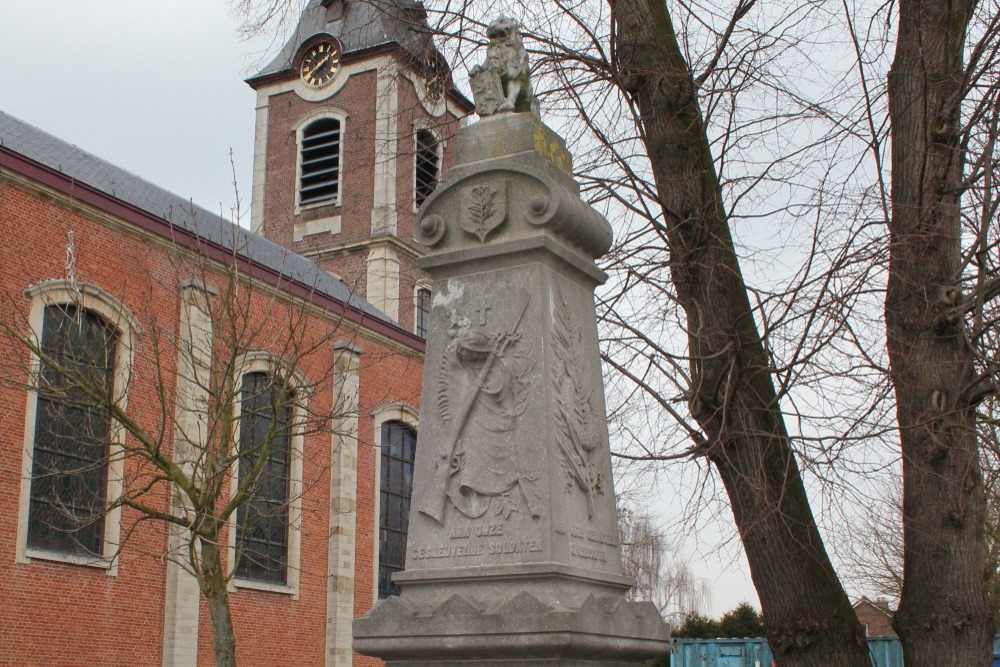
[354,585,668,664]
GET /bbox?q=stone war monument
[354,17,669,665]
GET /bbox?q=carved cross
[471,296,492,326]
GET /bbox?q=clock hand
[312,53,333,72]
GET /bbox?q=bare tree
[841,405,1000,625]
[2,234,356,666]
[232,0,1000,663]
[618,506,713,626]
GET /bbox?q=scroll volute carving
[414,171,552,249]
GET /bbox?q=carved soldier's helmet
[454,328,493,364]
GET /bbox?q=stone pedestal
[353,113,669,664]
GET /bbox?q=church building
[0,1,468,664]
[247,0,469,335]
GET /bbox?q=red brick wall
[0,178,177,666]
[0,169,425,665]
[261,71,379,252]
[855,598,896,637]
[257,57,464,335]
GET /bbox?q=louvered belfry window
[414,129,439,208]
[27,304,116,556]
[299,118,342,207]
[236,371,292,584]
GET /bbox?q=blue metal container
[670,635,1000,667]
[863,637,904,667]
[669,638,772,667]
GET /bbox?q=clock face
[300,41,340,87]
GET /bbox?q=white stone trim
[291,56,367,102]
[400,68,448,118]
[227,351,310,599]
[371,403,419,602]
[250,93,271,235]
[21,547,114,569]
[163,282,214,667]
[16,280,140,574]
[371,62,400,235]
[365,243,400,322]
[294,214,342,241]
[256,58,384,103]
[294,107,349,216]
[230,578,298,596]
[326,342,362,667]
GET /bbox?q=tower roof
[248,0,438,83]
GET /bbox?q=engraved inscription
[569,541,607,562]
[412,538,544,560]
[564,524,611,562]
[450,523,505,540]
[586,529,619,546]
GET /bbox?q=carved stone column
[353,111,669,664]
[326,342,362,667]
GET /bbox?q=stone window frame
[371,403,418,601]
[294,108,348,215]
[413,281,432,338]
[16,280,141,574]
[412,124,443,211]
[227,351,309,599]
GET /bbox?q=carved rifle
[419,296,531,524]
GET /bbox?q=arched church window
[414,129,440,208]
[299,118,342,207]
[379,420,416,598]
[28,304,118,557]
[235,370,294,585]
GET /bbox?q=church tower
[246,0,471,333]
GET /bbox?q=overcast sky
[1,1,270,224]
[1,0,761,618]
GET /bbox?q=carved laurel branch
[466,185,498,242]
[437,343,454,425]
[551,284,600,517]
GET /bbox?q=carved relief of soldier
[419,295,540,523]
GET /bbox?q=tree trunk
[199,537,238,667]
[886,0,995,663]
[608,1,868,665]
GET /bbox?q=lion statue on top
[469,17,540,117]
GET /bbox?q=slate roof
[250,0,436,81]
[0,108,390,323]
